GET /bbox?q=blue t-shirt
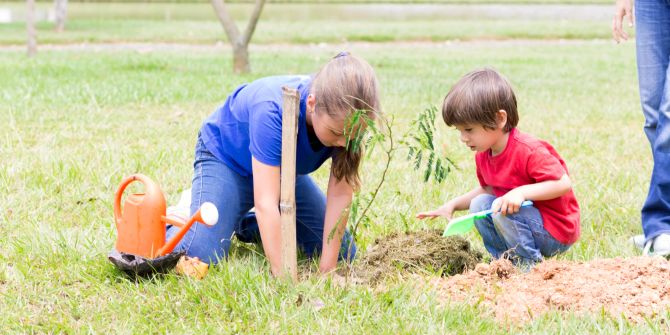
[200,75,334,177]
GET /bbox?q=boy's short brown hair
[442,68,518,132]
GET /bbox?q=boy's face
[454,123,506,153]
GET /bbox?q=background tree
[54,0,67,32]
[26,0,36,57]
[211,0,265,74]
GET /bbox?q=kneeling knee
[470,194,495,213]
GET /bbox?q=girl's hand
[492,190,525,215]
[416,202,455,220]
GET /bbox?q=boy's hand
[492,190,525,215]
[416,202,455,220]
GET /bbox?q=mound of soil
[349,229,483,285]
[433,256,670,323]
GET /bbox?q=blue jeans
[636,0,670,241]
[470,194,570,267]
[166,135,356,264]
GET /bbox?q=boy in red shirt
[417,68,580,267]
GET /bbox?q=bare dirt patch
[432,256,670,323]
[345,229,483,285]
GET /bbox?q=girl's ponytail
[332,145,364,190]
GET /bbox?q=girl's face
[307,93,355,148]
[307,94,370,148]
[312,109,347,147]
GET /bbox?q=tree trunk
[54,0,67,32]
[233,44,250,74]
[211,0,265,74]
[26,0,37,57]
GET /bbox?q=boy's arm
[450,185,492,211]
[416,186,491,220]
[494,174,572,215]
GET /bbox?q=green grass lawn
[1,40,662,332]
[0,2,620,45]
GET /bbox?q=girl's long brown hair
[311,52,380,190]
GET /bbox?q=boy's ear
[496,109,508,129]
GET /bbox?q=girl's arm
[495,173,572,215]
[319,168,354,274]
[416,185,491,220]
[251,157,283,276]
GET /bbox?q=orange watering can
[113,174,218,259]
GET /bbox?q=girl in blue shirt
[167,52,380,275]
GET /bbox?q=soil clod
[348,229,483,285]
[433,256,670,323]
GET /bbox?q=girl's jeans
[166,135,356,264]
[470,194,570,267]
[636,0,670,241]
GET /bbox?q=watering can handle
[113,174,155,228]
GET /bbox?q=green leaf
[404,106,456,184]
[414,152,423,170]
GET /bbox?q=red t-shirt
[475,128,580,244]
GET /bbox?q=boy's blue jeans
[470,194,570,266]
[166,135,356,264]
[636,0,670,242]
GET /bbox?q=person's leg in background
[635,0,670,254]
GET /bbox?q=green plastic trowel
[442,200,534,237]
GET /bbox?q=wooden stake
[280,86,299,281]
